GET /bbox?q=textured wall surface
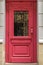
[39,44,43,65]
[0,0,5,39]
[0,44,2,65]
[38,1,43,40]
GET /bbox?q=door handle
[30,27,33,34]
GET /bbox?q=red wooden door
[6,1,37,63]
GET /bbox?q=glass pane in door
[14,11,28,36]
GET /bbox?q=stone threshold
[5,63,38,65]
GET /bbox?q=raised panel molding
[13,45,29,56]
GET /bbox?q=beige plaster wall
[0,44,3,65]
[39,44,43,65]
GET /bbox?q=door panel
[6,2,34,62]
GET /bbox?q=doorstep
[5,63,38,65]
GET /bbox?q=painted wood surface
[6,1,37,63]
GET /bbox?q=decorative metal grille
[14,11,28,36]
